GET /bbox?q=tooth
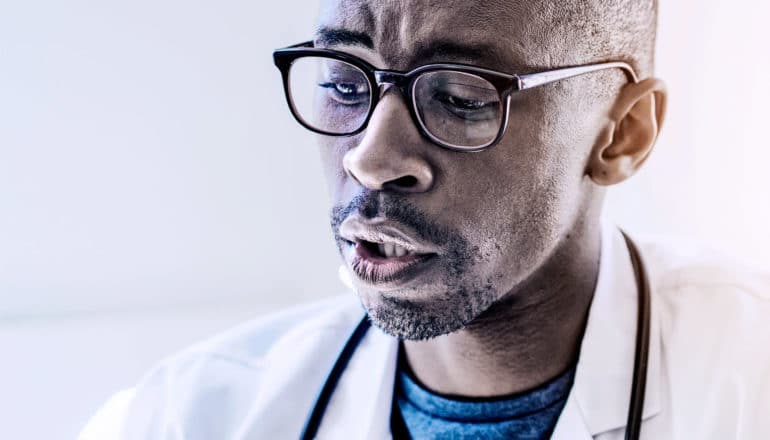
[384,243,395,258]
[394,245,406,258]
[377,243,387,256]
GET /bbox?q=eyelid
[433,93,496,112]
[442,81,497,93]
[325,44,384,68]
[434,88,497,104]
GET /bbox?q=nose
[342,92,435,193]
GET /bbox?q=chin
[355,282,499,341]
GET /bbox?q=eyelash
[318,82,367,104]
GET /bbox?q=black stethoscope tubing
[300,231,650,440]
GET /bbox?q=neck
[402,220,601,397]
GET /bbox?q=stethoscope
[300,231,651,440]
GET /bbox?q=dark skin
[317,0,666,397]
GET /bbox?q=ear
[587,78,667,186]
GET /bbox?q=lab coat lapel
[233,301,371,439]
[550,393,593,440]
[559,225,662,437]
[315,323,399,439]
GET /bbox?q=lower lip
[346,241,436,286]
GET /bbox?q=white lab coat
[81,226,770,439]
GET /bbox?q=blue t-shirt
[395,363,576,439]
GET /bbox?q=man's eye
[438,94,487,110]
[434,92,497,120]
[318,82,368,104]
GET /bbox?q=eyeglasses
[273,41,638,152]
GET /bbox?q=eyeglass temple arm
[517,62,639,90]
[287,41,314,48]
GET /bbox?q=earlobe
[588,78,667,186]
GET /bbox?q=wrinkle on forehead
[317,0,656,76]
[317,0,569,71]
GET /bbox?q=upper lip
[339,217,440,255]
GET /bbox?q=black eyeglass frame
[273,41,639,152]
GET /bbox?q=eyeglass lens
[412,71,502,148]
[286,56,504,148]
[288,57,372,135]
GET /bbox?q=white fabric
[80,225,770,439]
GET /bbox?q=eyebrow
[409,40,508,70]
[413,41,497,63]
[316,27,374,49]
[315,27,516,71]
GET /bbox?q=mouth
[343,238,437,286]
[338,217,441,287]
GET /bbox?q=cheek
[438,99,588,290]
[318,136,359,200]
[461,174,564,289]
[425,161,557,294]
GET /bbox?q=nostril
[386,175,419,190]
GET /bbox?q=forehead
[316,0,565,71]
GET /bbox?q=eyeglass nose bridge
[373,70,411,96]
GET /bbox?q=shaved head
[318,0,657,76]
[532,0,659,76]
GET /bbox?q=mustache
[330,191,451,247]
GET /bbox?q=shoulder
[635,233,770,309]
[80,294,364,439]
[635,234,770,399]
[180,293,363,365]
[142,293,363,387]
[637,233,769,299]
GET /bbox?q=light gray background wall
[1,0,768,439]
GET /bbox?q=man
[82,0,770,438]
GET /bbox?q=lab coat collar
[566,224,662,436]
[319,224,661,438]
[317,323,399,439]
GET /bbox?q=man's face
[320,0,615,339]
